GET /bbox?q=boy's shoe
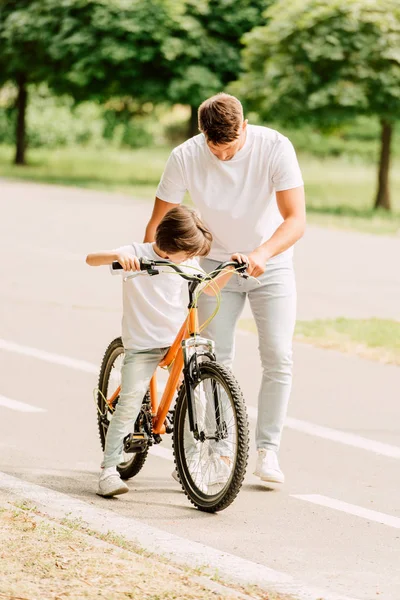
[97,467,129,498]
[254,449,284,484]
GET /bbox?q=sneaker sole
[96,486,129,498]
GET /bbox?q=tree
[235,0,400,210]
[0,0,181,164]
[166,0,272,137]
[0,1,58,164]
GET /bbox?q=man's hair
[155,205,212,258]
[198,93,243,145]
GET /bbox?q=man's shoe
[254,449,284,484]
[97,468,129,497]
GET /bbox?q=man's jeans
[102,347,168,469]
[198,258,297,452]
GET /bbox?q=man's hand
[231,252,249,266]
[246,247,269,277]
[115,252,140,272]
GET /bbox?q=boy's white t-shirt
[112,242,199,351]
[156,124,304,264]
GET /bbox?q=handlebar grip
[111,261,123,270]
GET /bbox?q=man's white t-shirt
[112,242,199,351]
[156,125,304,264]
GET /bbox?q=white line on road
[0,338,98,375]
[0,471,360,600]
[246,406,400,459]
[293,494,400,530]
[0,394,46,413]
[286,416,400,459]
[3,337,400,460]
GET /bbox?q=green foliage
[42,0,182,103]
[236,0,400,127]
[0,85,158,149]
[167,0,272,108]
[0,0,186,160]
[0,0,55,87]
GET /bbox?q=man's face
[207,120,248,161]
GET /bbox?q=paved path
[0,180,399,600]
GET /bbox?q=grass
[1,145,400,235]
[0,498,294,600]
[239,317,400,366]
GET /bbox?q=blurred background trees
[0,0,399,220]
[234,0,400,210]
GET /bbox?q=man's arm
[246,186,306,277]
[144,197,179,242]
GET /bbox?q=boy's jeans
[102,347,168,469]
[198,258,296,452]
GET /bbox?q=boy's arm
[86,250,140,271]
[201,253,248,296]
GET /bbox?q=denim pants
[198,258,297,452]
[102,347,168,468]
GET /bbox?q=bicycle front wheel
[173,361,249,512]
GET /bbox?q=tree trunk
[374,119,392,211]
[188,105,199,138]
[14,74,28,165]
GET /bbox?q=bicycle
[96,257,249,512]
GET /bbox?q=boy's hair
[198,93,243,145]
[155,205,212,258]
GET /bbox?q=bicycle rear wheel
[97,337,151,480]
[173,361,249,512]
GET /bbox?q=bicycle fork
[182,337,227,442]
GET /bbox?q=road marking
[3,337,400,460]
[246,406,400,459]
[0,471,360,600]
[0,338,98,375]
[285,416,400,459]
[0,394,46,413]
[293,494,400,530]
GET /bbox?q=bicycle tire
[173,361,249,512]
[97,337,151,480]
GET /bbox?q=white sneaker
[254,449,284,484]
[97,467,129,497]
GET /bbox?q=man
[144,93,305,484]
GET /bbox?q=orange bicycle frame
[107,306,200,435]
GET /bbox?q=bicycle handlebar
[111,257,249,282]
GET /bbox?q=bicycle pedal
[123,433,148,453]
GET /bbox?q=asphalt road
[1,180,399,600]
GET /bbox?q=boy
[87,206,246,498]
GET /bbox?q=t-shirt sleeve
[109,244,136,276]
[270,137,304,192]
[156,150,187,204]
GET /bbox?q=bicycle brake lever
[140,257,159,276]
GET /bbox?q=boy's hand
[116,253,140,272]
